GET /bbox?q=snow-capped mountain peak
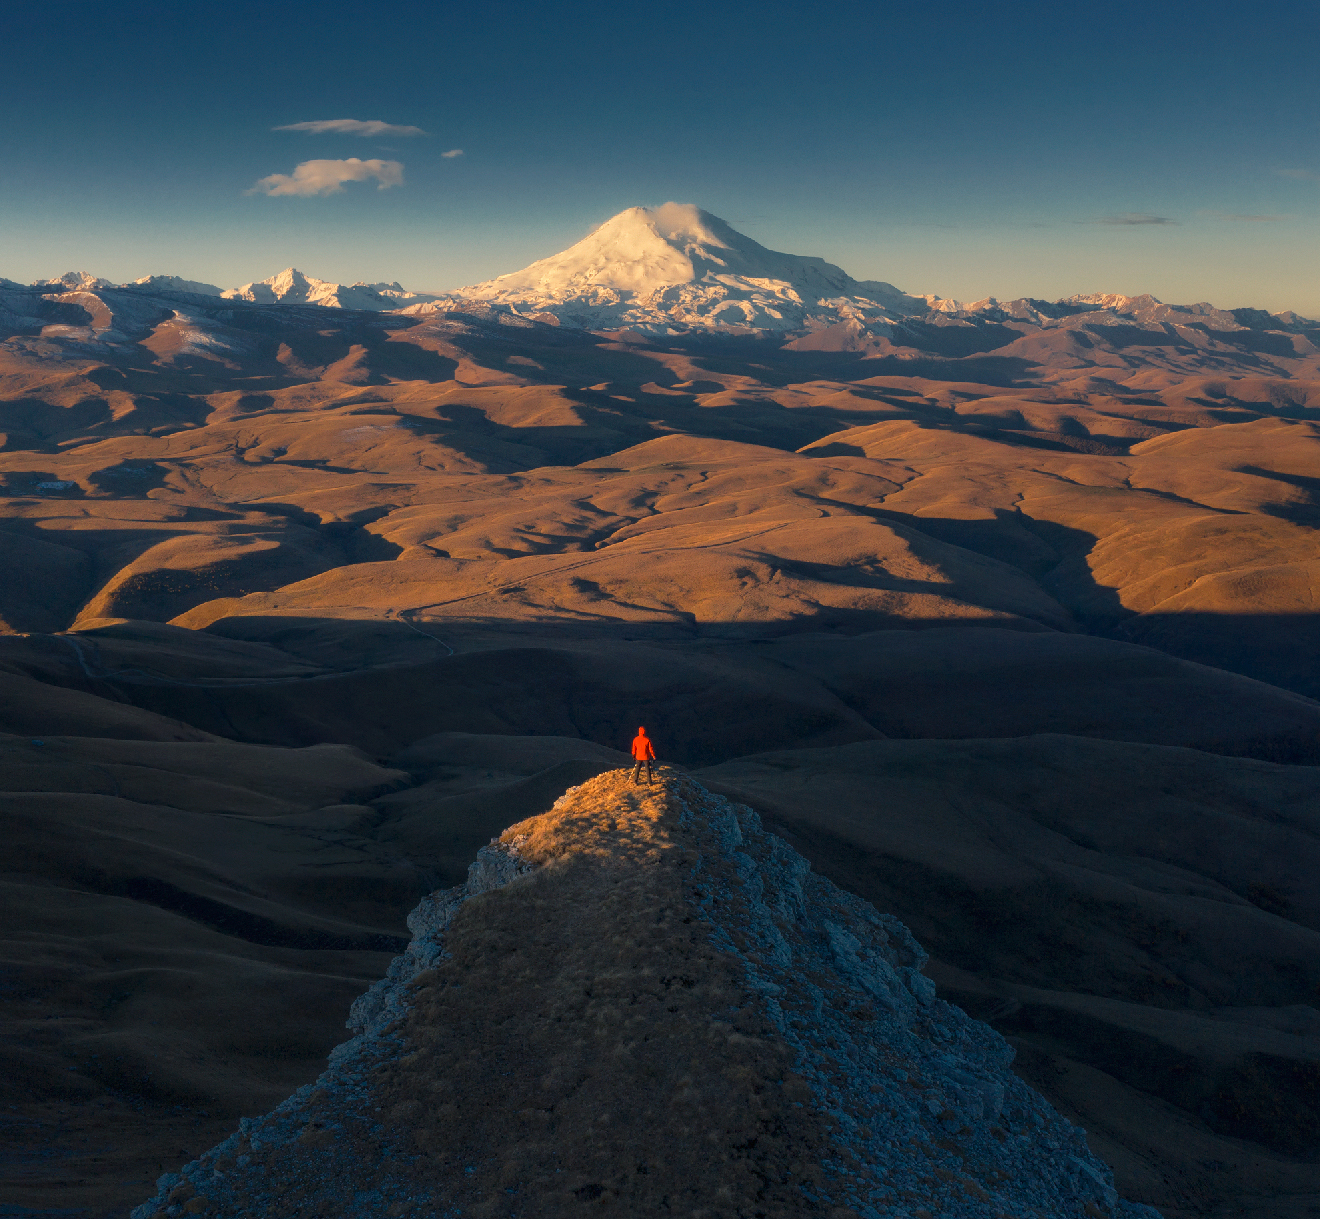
[222,267,321,304]
[474,203,857,301]
[435,202,927,335]
[33,271,115,293]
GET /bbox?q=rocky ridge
[132,769,1159,1219]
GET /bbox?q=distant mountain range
[8,204,1315,349]
[19,268,446,313]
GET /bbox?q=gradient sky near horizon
[3,0,1318,314]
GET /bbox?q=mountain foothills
[2,205,1320,1219]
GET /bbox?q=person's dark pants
[632,759,654,783]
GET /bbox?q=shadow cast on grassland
[0,508,407,634]
[15,479,1320,732]
[1119,610,1320,702]
[412,378,1119,470]
[1237,465,1320,526]
[417,312,1046,389]
[656,340,1042,388]
[878,507,1320,705]
[65,613,1038,761]
[716,798,1320,1209]
[37,607,1320,768]
[410,343,1154,466]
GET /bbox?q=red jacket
[631,732,655,760]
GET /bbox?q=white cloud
[248,158,404,197]
[273,119,427,137]
[441,148,465,158]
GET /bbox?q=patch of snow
[167,310,257,357]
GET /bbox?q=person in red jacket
[631,726,656,784]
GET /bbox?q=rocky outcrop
[133,769,1158,1218]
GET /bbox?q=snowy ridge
[130,275,224,297]
[220,267,445,311]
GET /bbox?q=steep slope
[132,769,1158,1219]
[7,694,1318,1217]
[699,736,1320,1217]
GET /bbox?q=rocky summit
[133,769,1158,1219]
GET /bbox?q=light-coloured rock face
[132,769,1159,1219]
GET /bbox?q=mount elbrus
[2,206,1320,1219]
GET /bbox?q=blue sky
[3,0,1318,313]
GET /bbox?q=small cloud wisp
[248,158,404,197]
[1200,210,1292,223]
[274,119,427,137]
[441,148,465,158]
[1095,213,1179,226]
